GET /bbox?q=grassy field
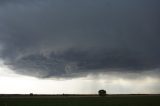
[0,95,160,106]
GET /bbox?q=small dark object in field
[98,90,106,96]
[30,93,34,96]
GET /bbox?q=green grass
[0,95,160,106]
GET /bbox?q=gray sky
[0,0,160,94]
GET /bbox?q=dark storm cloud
[0,0,160,78]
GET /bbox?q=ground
[0,94,160,106]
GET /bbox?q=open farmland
[0,94,160,106]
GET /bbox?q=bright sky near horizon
[0,60,160,94]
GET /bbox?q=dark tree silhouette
[98,90,107,96]
[30,93,34,96]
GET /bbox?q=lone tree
[30,93,34,96]
[98,89,107,96]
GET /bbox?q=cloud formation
[0,0,160,78]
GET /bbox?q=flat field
[0,94,160,106]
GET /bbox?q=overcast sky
[0,0,160,94]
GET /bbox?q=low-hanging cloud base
[0,0,160,78]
